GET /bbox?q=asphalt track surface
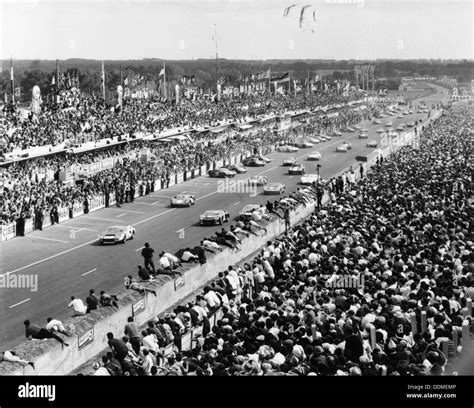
[0,85,449,350]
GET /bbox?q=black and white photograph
[0,0,473,405]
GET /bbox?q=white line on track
[116,213,127,218]
[9,298,31,309]
[81,215,120,223]
[132,208,177,227]
[233,202,241,205]
[107,208,145,214]
[133,202,160,206]
[135,246,145,252]
[29,236,69,244]
[81,268,97,276]
[52,225,98,233]
[152,201,162,205]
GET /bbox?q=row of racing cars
[98,126,377,243]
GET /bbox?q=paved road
[0,85,449,350]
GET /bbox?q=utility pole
[213,24,219,93]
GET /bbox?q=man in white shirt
[141,330,159,353]
[181,249,199,262]
[141,349,154,376]
[203,287,221,311]
[92,361,110,376]
[46,317,69,336]
[68,296,87,316]
[201,239,222,253]
[159,254,171,270]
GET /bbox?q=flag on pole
[51,75,56,85]
[159,68,165,77]
[101,61,105,100]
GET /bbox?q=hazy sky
[1,0,472,60]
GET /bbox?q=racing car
[276,145,299,153]
[366,140,378,148]
[288,164,306,175]
[208,168,237,178]
[299,174,324,185]
[359,132,368,139]
[242,157,266,167]
[170,193,196,207]
[238,204,262,221]
[294,141,314,148]
[226,164,247,174]
[98,225,136,245]
[247,175,268,186]
[199,210,230,225]
[263,183,285,195]
[282,157,297,166]
[307,152,322,161]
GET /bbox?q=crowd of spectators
[0,89,364,156]
[86,103,473,376]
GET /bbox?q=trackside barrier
[72,202,84,218]
[1,223,16,241]
[168,173,176,187]
[176,173,184,184]
[200,165,207,176]
[89,195,105,213]
[58,205,70,223]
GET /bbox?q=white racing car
[332,130,342,136]
[366,140,378,148]
[385,121,393,127]
[283,157,297,166]
[247,175,268,186]
[226,164,247,174]
[300,174,324,185]
[294,141,314,148]
[359,132,368,139]
[264,183,286,195]
[170,193,196,207]
[307,152,322,161]
[307,137,321,144]
[199,210,230,225]
[288,164,306,175]
[238,204,262,221]
[376,128,385,133]
[336,144,348,152]
[396,125,405,132]
[407,122,415,127]
[277,145,299,153]
[99,225,136,245]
